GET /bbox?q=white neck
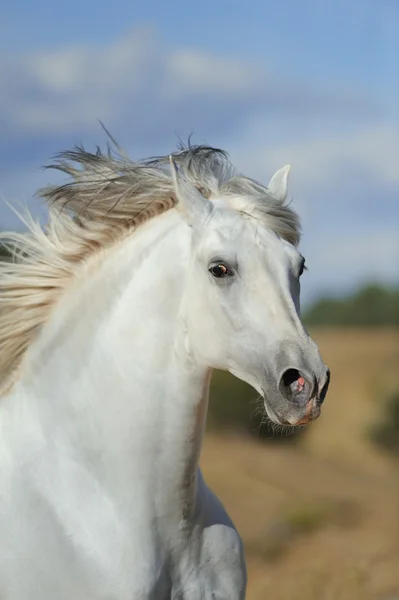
[15,209,211,527]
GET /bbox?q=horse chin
[262,399,287,426]
[263,395,321,427]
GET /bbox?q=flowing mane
[0,143,300,391]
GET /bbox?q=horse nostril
[319,369,330,404]
[282,368,301,388]
[281,368,310,401]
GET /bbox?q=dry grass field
[202,328,399,600]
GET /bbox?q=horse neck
[12,209,211,516]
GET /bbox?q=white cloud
[167,50,261,95]
[0,26,381,138]
[277,125,399,188]
[229,119,399,190]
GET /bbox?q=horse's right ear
[267,164,291,203]
[169,156,212,226]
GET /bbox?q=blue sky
[1,0,398,304]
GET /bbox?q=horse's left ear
[169,156,212,226]
[267,164,291,202]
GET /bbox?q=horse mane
[0,142,300,391]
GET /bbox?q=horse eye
[298,258,306,277]
[209,264,231,278]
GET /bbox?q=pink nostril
[281,369,309,399]
[280,368,318,405]
[282,368,301,388]
[297,376,305,393]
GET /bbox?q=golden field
[202,328,399,600]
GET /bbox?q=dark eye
[209,263,232,278]
[298,257,306,277]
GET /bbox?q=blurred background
[1,0,398,598]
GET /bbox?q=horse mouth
[264,395,322,427]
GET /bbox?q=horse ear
[267,164,291,202]
[169,156,212,226]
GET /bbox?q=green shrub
[304,283,399,326]
[369,390,399,454]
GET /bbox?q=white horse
[0,143,330,599]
